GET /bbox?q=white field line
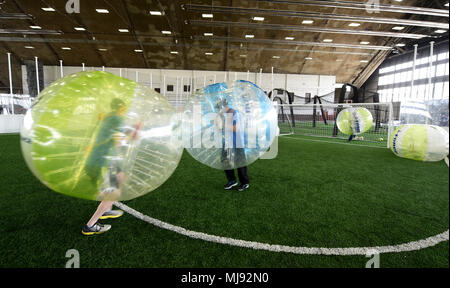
[114,202,449,256]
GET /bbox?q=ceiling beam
[183,4,449,29]
[189,20,430,39]
[0,13,33,19]
[0,29,62,35]
[194,36,393,50]
[0,36,375,55]
[251,0,449,17]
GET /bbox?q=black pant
[225,166,249,185]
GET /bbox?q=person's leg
[225,169,236,182]
[224,170,238,189]
[237,166,249,185]
[87,201,114,227]
[96,170,125,217]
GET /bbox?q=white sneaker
[82,222,111,235]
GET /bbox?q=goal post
[277,102,394,148]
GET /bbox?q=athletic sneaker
[224,181,238,190]
[81,222,111,236]
[237,183,250,191]
[100,210,124,220]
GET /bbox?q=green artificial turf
[0,134,448,268]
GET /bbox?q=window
[434,82,443,100]
[379,66,395,74]
[385,74,394,85]
[378,48,449,101]
[438,53,447,61]
[436,64,446,77]
[416,85,426,99]
[183,85,191,92]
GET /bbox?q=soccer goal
[276,102,394,147]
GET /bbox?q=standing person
[216,98,250,192]
[81,98,131,235]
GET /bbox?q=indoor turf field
[0,133,448,268]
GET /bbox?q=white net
[277,102,394,147]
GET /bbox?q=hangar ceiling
[0,0,448,93]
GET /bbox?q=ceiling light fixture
[61,47,71,50]
[96,9,109,14]
[202,13,213,18]
[149,11,163,15]
[392,26,405,30]
[30,26,42,29]
[323,39,333,42]
[348,23,361,27]
[161,30,172,34]
[205,52,213,55]
[42,7,55,12]
[252,16,264,21]
[118,29,129,33]
[285,36,295,40]
[360,41,370,44]
[74,27,86,31]
[434,29,447,33]
[245,34,254,38]
[302,20,314,24]
[204,32,214,36]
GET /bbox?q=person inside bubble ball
[347,110,360,142]
[82,98,140,235]
[216,97,250,192]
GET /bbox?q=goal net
[277,102,394,147]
